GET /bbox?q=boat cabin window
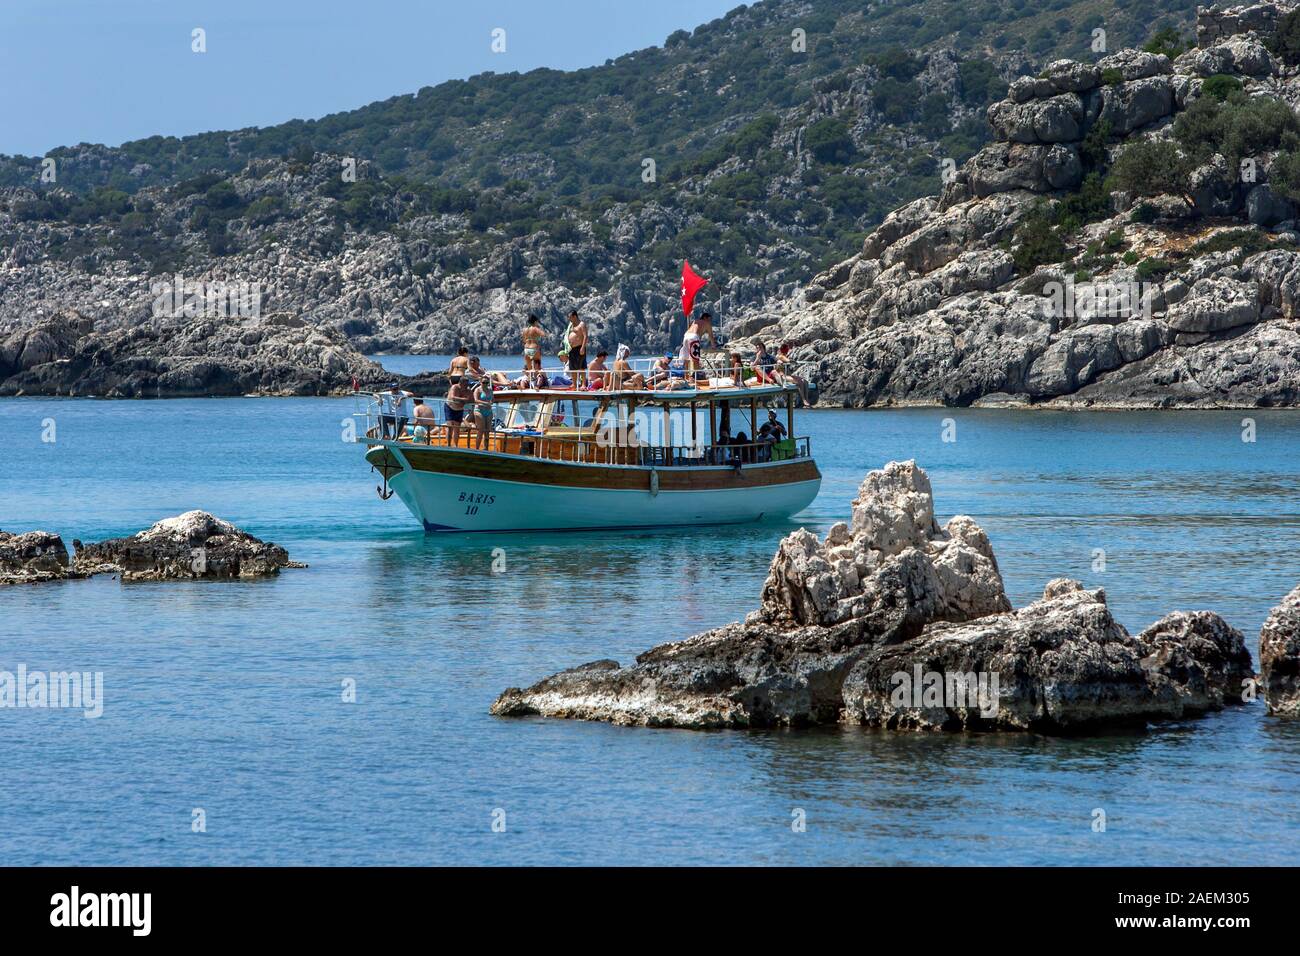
[502,400,545,431]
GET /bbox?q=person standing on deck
[376,385,413,439]
[471,376,495,450]
[680,311,716,381]
[449,347,470,382]
[446,377,471,447]
[565,310,588,387]
[521,315,546,374]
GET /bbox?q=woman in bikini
[521,315,545,373]
[472,377,495,450]
[774,341,810,404]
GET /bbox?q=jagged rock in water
[72,511,304,581]
[1259,584,1300,717]
[1135,609,1256,713]
[0,530,78,585]
[492,463,1252,733]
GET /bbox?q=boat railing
[373,351,817,390]
[353,409,810,467]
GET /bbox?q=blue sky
[0,0,744,156]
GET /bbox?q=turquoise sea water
[2,390,1299,865]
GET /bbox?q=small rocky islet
[0,510,302,584]
[493,460,1300,732]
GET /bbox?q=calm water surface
[2,393,1299,865]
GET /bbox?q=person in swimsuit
[446,378,471,446]
[587,350,610,390]
[728,352,746,389]
[679,311,716,381]
[472,377,495,450]
[522,315,545,373]
[449,347,470,383]
[468,356,510,388]
[611,344,645,390]
[412,395,436,442]
[774,341,811,404]
[565,309,588,386]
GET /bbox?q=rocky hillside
[742,1,1300,407]
[0,0,1197,365]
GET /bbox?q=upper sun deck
[494,381,797,403]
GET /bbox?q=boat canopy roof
[494,382,798,403]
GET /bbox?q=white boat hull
[376,447,820,532]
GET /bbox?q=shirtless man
[521,315,546,373]
[680,311,716,380]
[449,347,470,382]
[565,309,588,386]
[611,344,645,390]
[586,350,610,390]
[446,377,472,446]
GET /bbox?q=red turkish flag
[681,260,708,318]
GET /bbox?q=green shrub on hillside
[1174,90,1300,168]
[1201,74,1243,102]
[1142,26,1189,58]
[1268,8,1300,65]
[1012,201,1067,272]
[1106,139,1192,198]
[1135,257,1173,281]
[1269,149,1300,204]
[805,117,856,163]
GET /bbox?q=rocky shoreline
[732,2,1300,408]
[493,461,1297,731]
[0,309,427,398]
[0,511,302,583]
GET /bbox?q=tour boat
[353,364,821,533]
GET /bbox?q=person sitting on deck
[471,377,495,450]
[645,353,671,388]
[728,352,745,389]
[586,350,610,390]
[611,344,645,389]
[446,378,471,446]
[412,396,437,442]
[753,341,777,385]
[774,341,811,404]
[468,356,511,388]
[757,411,787,461]
[733,430,750,465]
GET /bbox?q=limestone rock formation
[0,530,78,585]
[492,462,1253,733]
[1259,584,1300,717]
[0,309,394,397]
[72,511,304,581]
[733,2,1300,408]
